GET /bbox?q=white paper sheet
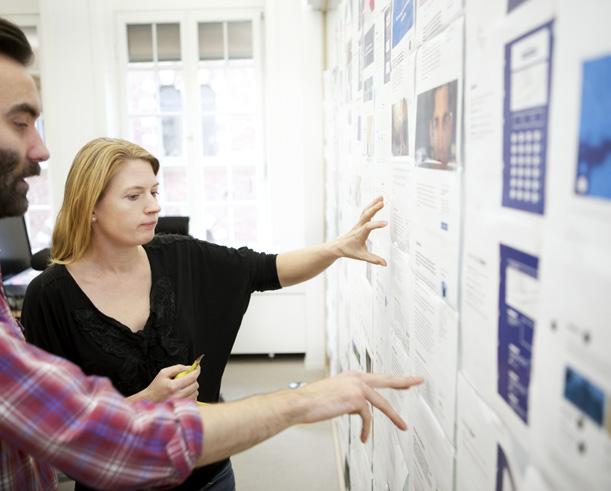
[415,0,463,47]
[456,373,530,491]
[407,395,454,491]
[460,210,542,442]
[530,237,611,490]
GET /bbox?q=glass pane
[233,205,257,243]
[26,208,53,252]
[199,66,256,113]
[203,166,229,201]
[232,166,256,200]
[129,116,162,156]
[161,116,182,157]
[127,24,153,63]
[198,22,224,60]
[25,167,49,205]
[218,114,256,155]
[157,23,181,62]
[202,114,219,156]
[228,21,253,59]
[159,70,183,112]
[204,114,256,157]
[200,82,217,112]
[162,167,188,202]
[127,70,158,113]
[202,206,229,243]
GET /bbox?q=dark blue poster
[575,55,611,201]
[498,244,539,424]
[392,0,414,48]
[502,21,554,215]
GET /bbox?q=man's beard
[0,148,41,219]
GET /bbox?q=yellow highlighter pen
[174,354,204,379]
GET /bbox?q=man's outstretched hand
[294,371,423,442]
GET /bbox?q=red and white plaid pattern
[0,270,203,490]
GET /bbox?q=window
[122,13,264,247]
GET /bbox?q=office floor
[222,355,341,491]
[59,355,341,491]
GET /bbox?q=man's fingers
[363,384,407,431]
[359,373,424,390]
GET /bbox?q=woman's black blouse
[21,234,281,490]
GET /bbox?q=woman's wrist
[324,238,345,260]
[128,387,153,403]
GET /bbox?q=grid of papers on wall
[323,0,611,489]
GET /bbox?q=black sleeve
[21,273,77,359]
[236,246,281,292]
[192,239,282,293]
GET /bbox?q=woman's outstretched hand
[275,196,388,287]
[332,196,387,266]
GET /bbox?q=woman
[22,137,387,490]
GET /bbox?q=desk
[4,268,41,320]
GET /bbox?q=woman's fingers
[364,220,388,233]
[358,402,373,442]
[362,252,387,266]
[362,195,383,212]
[175,385,199,400]
[173,365,201,389]
[163,364,190,378]
[358,197,385,225]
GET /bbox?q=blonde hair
[51,137,159,264]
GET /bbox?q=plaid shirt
[0,271,203,490]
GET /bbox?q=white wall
[262,0,325,366]
[27,0,327,367]
[38,0,113,212]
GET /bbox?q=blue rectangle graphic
[564,366,605,426]
[498,244,539,424]
[575,55,611,201]
[502,21,554,215]
[392,0,414,48]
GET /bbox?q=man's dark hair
[0,17,33,65]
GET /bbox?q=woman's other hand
[128,364,201,403]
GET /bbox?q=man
[428,82,455,166]
[0,17,422,490]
